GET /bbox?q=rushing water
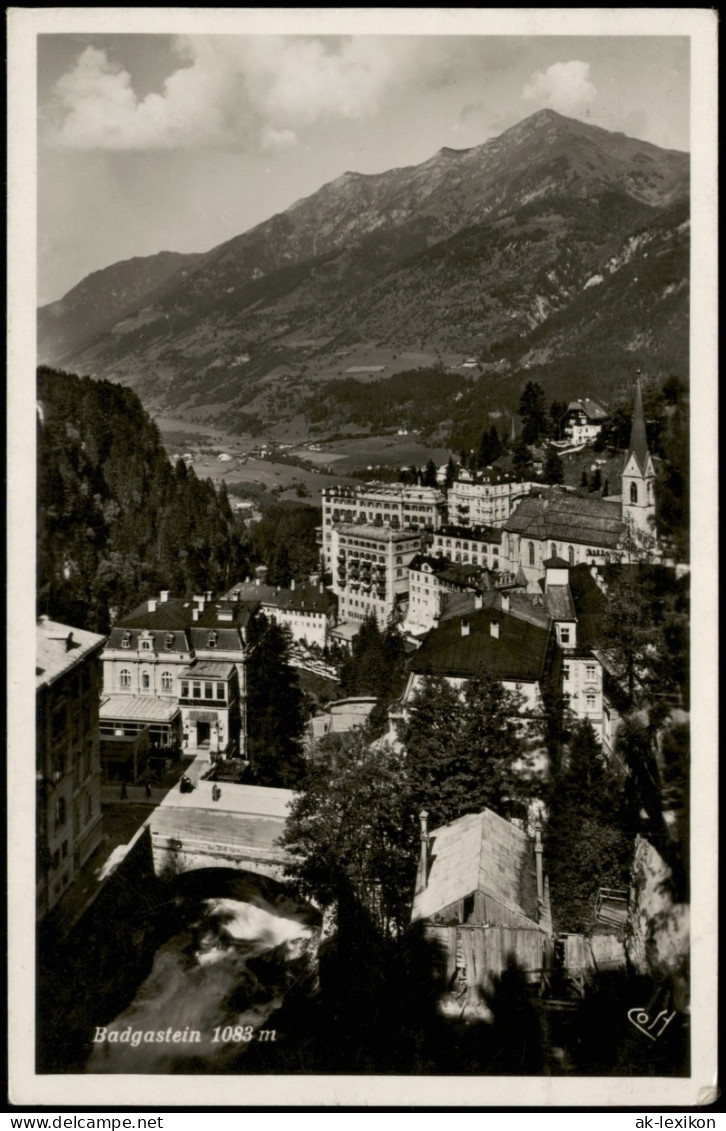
[86,872,318,1074]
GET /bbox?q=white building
[331,523,424,627]
[226,570,337,650]
[430,524,503,570]
[406,554,492,632]
[447,467,532,528]
[320,483,445,569]
[560,398,609,445]
[101,591,257,758]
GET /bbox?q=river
[86,871,319,1073]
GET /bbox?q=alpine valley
[38,110,689,435]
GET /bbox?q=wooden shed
[411,809,553,1008]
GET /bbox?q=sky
[36,29,690,305]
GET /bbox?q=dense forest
[37,367,249,633]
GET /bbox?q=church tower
[621,378,656,539]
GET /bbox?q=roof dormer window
[140,639,152,651]
[164,633,174,649]
[121,633,131,649]
[207,632,218,648]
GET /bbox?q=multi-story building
[406,554,492,632]
[541,558,604,735]
[446,467,532,529]
[36,617,105,920]
[430,524,503,570]
[331,523,424,627]
[403,595,561,722]
[225,569,337,649]
[100,590,258,759]
[320,483,445,569]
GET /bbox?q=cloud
[46,36,418,151]
[260,124,298,152]
[522,60,597,118]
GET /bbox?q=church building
[501,380,656,585]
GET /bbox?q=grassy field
[157,412,453,504]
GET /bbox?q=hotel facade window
[120,669,131,688]
[161,671,173,690]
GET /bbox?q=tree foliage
[338,614,407,737]
[542,445,564,485]
[518,381,550,444]
[396,672,530,829]
[249,503,321,586]
[281,733,418,935]
[544,720,634,932]
[37,367,249,633]
[245,613,306,788]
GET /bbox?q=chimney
[534,821,544,907]
[193,594,205,610]
[65,632,74,652]
[490,620,500,639]
[415,810,430,895]
[501,593,510,612]
[461,619,471,638]
[290,578,296,591]
[192,608,199,622]
[309,572,320,586]
[206,590,212,602]
[474,593,483,610]
[159,589,169,603]
[148,598,157,613]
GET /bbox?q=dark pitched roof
[505,494,623,548]
[568,564,607,650]
[410,604,553,683]
[562,398,609,423]
[116,596,259,632]
[543,585,576,622]
[543,556,570,569]
[269,581,337,615]
[627,380,651,475]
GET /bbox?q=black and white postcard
[8,7,718,1110]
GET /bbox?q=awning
[187,710,219,723]
[100,695,180,723]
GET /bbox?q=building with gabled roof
[101,590,259,760]
[225,569,337,649]
[560,398,609,445]
[412,809,552,1005]
[403,595,560,720]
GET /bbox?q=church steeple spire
[621,375,656,542]
[627,377,651,473]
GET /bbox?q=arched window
[120,669,131,688]
[550,544,557,559]
[568,545,574,565]
[141,671,150,690]
[161,671,173,691]
[630,482,638,504]
[528,542,535,566]
[647,481,654,503]
[55,797,66,827]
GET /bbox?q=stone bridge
[149,777,294,882]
